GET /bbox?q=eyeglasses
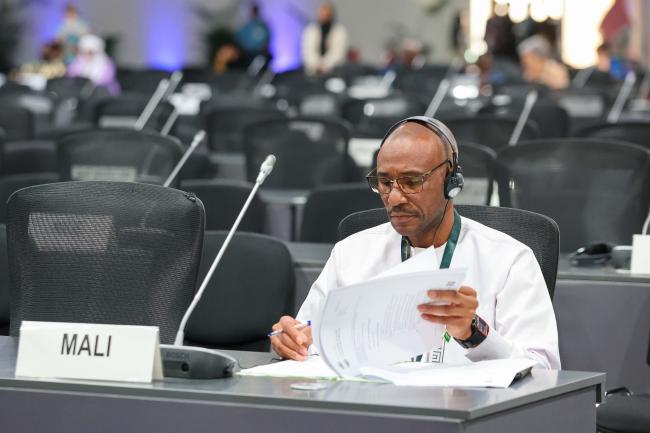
[366,160,451,195]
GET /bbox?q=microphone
[160,154,277,379]
[134,78,171,130]
[607,70,636,123]
[162,130,206,188]
[508,89,538,145]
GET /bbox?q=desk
[0,337,603,433]
[287,243,650,393]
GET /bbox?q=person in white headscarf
[67,34,120,94]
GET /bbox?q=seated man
[271,116,560,369]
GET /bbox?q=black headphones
[380,115,464,199]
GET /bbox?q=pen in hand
[267,320,312,337]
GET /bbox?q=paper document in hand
[317,267,467,377]
[360,358,537,388]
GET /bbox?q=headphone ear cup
[444,172,464,199]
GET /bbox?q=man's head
[317,3,335,25]
[518,35,552,81]
[64,4,79,20]
[372,118,460,247]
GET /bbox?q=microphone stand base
[160,344,238,379]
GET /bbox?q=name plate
[631,234,650,274]
[16,321,163,383]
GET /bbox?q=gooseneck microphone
[163,130,206,187]
[160,155,277,379]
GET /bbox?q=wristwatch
[454,315,489,349]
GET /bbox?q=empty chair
[243,117,357,189]
[0,224,9,335]
[454,142,497,206]
[6,181,205,343]
[342,95,425,138]
[0,101,35,140]
[0,173,60,223]
[393,64,451,105]
[117,68,170,95]
[478,96,570,138]
[300,183,383,243]
[92,93,174,130]
[184,231,294,351]
[1,140,58,175]
[58,129,183,185]
[0,88,54,135]
[338,205,560,297]
[203,105,285,152]
[444,116,540,151]
[271,71,328,107]
[553,88,609,134]
[299,92,341,118]
[496,139,650,251]
[46,76,94,102]
[574,121,650,150]
[180,179,265,232]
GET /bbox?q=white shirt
[297,216,561,369]
[301,23,348,75]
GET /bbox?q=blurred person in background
[234,3,271,67]
[302,3,348,75]
[57,4,90,65]
[18,41,66,80]
[517,34,568,90]
[67,34,119,95]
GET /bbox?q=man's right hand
[269,315,312,361]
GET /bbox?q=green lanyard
[401,209,461,268]
[401,209,461,358]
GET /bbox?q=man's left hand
[417,285,478,340]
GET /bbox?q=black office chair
[243,117,358,189]
[300,183,383,243]
[0,224,9,335]
[478,97,570,138]
[341,95,426,138]
[180,179,266,232]
[0,140,58,175]
[0,100,35,141]
[0,173,60,223]
[552,88,609,134]
[58,129,183,185]
[393,64,451,106]
[454,142,497,206]
[117,68,170,95]
[338,205,560,298]
[184,231,295,351]
[444,116,540,151]
[92,93,174,131]
[496,139,650,252]
[6,181,205,343]
[271,71,328,108]
[574,121,650,150]
[203,105,286,152]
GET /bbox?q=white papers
[318,264,467,377]
[238,356,338,380]
[360,358,537,388]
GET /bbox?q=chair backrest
[478,97,570,138]
[0,100,35,141]
[1,140,57,176]
[393,64,451,102]
[46,76,94,102]
[203,106,286,152]
[243,117,356,189]
[300,183,383,243]
[444,115,540,151]
[92,93,174,130]
[184,231,294,351]
[6,181,205,343]
[337,205,560,298]
[180,179,266,232]
[341,95,425,138]
[58,129,183,185]
[0,223,9,335]
[117,68,171,95]
[454,142,497,206]
[574,121,650,150]
[0,173,60,223]
[496,139,650,251]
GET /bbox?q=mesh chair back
[300,183,383,243]
[271,72,328,106]
[243,117,355,189]
[338,205,559,297]
[58,129,183,185]
[444,116,540,151]
[1,140,57,175]
[341,95,425,138]
[92,93,174,130]
[184,231,294,351]
[0,173,60,223]
[478,97,570,138]
[393,65,451,105]
[0,224,9,334]
[117,68,170,95]
[454,142,497,205]
[180,179,266,232]
[575,121,650,150]
[203,106,286,152]
[0,100,35,140]
[496,139,650,251]
[46,76,94,102]
[6,181,205,343]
